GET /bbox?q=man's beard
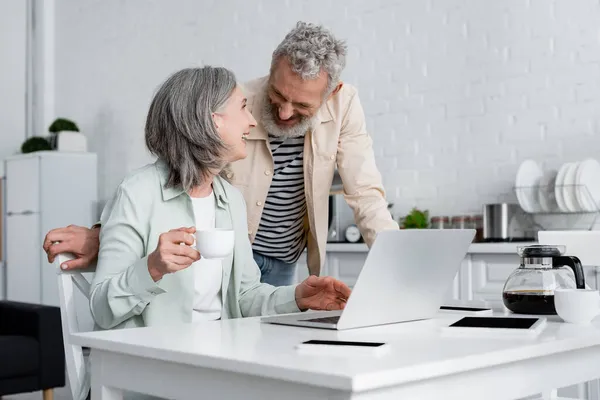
[260,92,318,139]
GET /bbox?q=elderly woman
[90,66,351,329]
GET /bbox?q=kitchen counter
[326,242,536,254]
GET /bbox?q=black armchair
[0,300,65,399]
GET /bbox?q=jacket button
[226,172,233,179]
[256,201,263,206]
[248,230,253,235]
[330,154,335,160]
[264,170,271,176]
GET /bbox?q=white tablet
[442,316,548,337]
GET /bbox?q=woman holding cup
[90,66,351,330]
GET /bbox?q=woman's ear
[212,112,223,129]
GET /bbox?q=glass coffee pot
[502,245,585,315]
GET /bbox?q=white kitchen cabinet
[6,213,41,303]
[3,151,97,306]
[6,156,40,214]
[309,242,600,400]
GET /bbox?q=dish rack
[513,184,600,231]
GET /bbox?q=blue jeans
[253,251,297,286]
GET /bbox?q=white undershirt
[190,190,223,322]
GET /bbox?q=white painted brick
[577,45,600,64]
[377,156,398,174]
[445,98,485,119]
[469,145,518,165]
[400,184,439,202]
[549,63,600,88]
[405,105,446,127]
[383,138,416,158]
[52,0,600,216]
[387,169,417,186]
[483,93,528,114]
[417,169,458,186]
[465,81,505,99]
[397,154,435,170]
[555,103,599,129]
[465,114,510,145]
[503,74,549,96]
[527,89,577,109]
[485,61,531,80]
[508,108,559,132]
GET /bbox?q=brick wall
[54,0,600,218]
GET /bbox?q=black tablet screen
[449,317,538,329]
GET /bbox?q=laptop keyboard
[301,316,340,324]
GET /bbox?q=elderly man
[44,21,398,286]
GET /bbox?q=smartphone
[443,316,547,337]
[295,339,390,357]
[439,305,493,315]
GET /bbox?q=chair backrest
[55,252,96,400]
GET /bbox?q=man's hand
[43,225,100,270]
[295,275,352,311]
[147,227,200,282]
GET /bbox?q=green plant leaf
[49,118,79,133]
[21,137,52,153]
[400,207,430,229]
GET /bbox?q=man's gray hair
[145,66,236,192]
[271,21,347,92]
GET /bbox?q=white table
[72,312,600,400]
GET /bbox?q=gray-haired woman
[90,66,351,330]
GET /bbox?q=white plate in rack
[554,163,571,213]
[516,160,543,213]
[575,158,600,212]
[537,169,558,212]
[561,162,581,212]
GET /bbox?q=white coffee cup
[554,288,600,325]
[194,229,235,259]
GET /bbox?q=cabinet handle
[7,210,35,216]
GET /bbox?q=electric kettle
[502,245,585,315]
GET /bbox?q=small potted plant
[399,207,430,229]
[47,117,87,152]
[21,136,52,154]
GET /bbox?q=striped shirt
[252,135,307,263]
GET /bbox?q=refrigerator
[3,151,97,306]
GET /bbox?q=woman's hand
[147,227,200,281]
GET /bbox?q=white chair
[55,253,96,400]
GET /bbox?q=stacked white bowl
[515,159,600,213]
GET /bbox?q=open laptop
[261,229,476,330]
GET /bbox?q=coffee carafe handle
[553,256,585,289]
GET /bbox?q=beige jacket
[230,77,399,276]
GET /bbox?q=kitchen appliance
[482,203,535,242]
[502,245,585,315]
[327,169,357,243]
[328,192,356,243]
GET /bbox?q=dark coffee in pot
[503,290,556,315]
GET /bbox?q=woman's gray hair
[145,66,236,192]
[271,21,347,93]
